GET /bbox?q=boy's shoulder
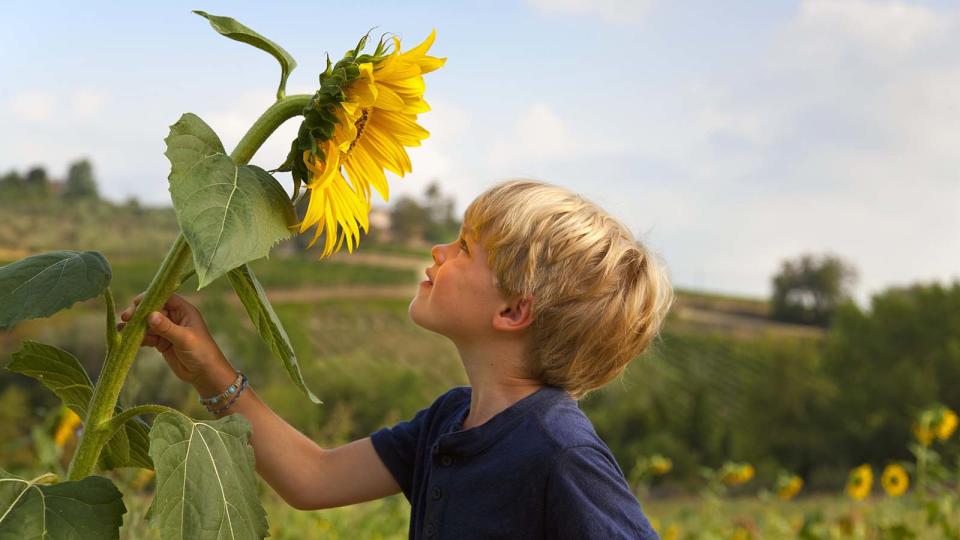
[431,385,609,454]
[526,386,611,453]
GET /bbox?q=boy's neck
[456,340,543,430]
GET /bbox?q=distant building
[369,205,392,241]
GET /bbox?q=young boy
[119,180,673,539]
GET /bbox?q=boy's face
[409,228,508,342]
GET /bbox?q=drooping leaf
[193,10,297,100]
[7,341,94,414]
[0,251,111,329]
[98,412,153,471]
[147,413,268,540]
[7,341,153,470]
[228,264,321,404]
[0,469,126,539]
[164,113,296,289]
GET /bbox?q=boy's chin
[408,301,450,336]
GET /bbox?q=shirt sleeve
[369,404,432,500]
[545,446,660,540]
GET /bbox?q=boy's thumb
[148,311,186,343]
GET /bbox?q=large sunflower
[290,31,445,257]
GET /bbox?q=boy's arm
[199,368,401,510]
[119,292,401,510]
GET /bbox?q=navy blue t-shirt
[370,385,659,539]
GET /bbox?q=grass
[119,486,410,540]
[116,485,950,539]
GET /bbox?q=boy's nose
[431,244,446,265]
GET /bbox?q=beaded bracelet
[198,372,244,407]
[207,376,248,415]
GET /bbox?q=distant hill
[0,198,822,340]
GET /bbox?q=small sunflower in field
[648,454,673,476]
[914,405,958,446]
[880,463,909,497]
[776,473,803,501]
[720,462,755,486]
[54,408,82,448]
[284,31,445,257]
[846,464,873,500]
[937,408,958,441]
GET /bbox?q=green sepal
[228,264,321,404]
[147,413,268,540]
[0,470,126,539]
[0,251,111,330]
[193,10,297,100]
[281,33,392,202]
[164,113,297,289]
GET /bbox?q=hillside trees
[771,253,858,327]
[63,159,99,199]
[0,160,100,203]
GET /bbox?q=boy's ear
[493,295,534,333]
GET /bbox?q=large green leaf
[0,251,111,329]
[6,341,153,470]
[228,264,321,404]
[0,470,126,539]
[147,413,267,540]
[193,10,297,100]
[164,113,296,289]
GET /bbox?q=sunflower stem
[67,94,312,481]
[231,94,312,164]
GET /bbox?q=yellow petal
[370,110,429,146]
[373,84,406,112]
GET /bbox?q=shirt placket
[423,440,457,538]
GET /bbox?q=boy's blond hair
[464,180,674,399]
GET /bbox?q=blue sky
[2,0,958,304]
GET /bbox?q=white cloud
[486,103,627,175]
[797,0,952,56]
[71,91,107,119]
[526,0,655,24]
[573,0,960,303]
[5,91,57,122]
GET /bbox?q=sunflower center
[349,108,371,152]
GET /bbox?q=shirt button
[440,455,453,466]
[425,523,436,537]
[432,486,442,500]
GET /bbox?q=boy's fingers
[147,311,190,346]
[117,308,171,331]
[120,292,148,321]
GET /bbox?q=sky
[1,0,958,306]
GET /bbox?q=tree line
[0,160,100,201]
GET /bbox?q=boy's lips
[421,268,434,286]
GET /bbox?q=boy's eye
[459,239,469,254]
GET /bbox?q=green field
[2,198,959,539]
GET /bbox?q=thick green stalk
[67,93,312,480]
[104,287,120,356]
[68,235,192,479]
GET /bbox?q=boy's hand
[117,292,236,394]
